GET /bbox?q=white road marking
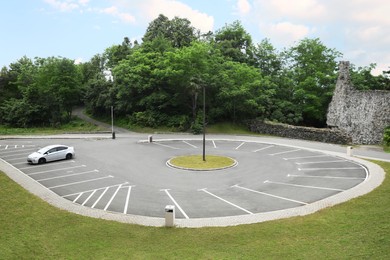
[153,142,180,150]
[235,142,245,150]
[19,160,75,170]
[0,147,36,155]
[253,145,274,152]
[27,165,86,176]
[212,140,217,148]
[48,175,113,189]
[91,187,110,208]
[123,186,133,214]
[269,149,301,156]
[161,189,189,219]
[182,140,197,148]
[73,192,84,203]
[2,152,35,158]
[81,190,97,206]
[295,160,346,165]
[104,183,127,211]
[63,183,127,198]
[288,174,365,180]
[36,169,99,181]
[283,155,329,160]
[264,180,345,191]
[232,184,308,205]
[199,188,254,215]
[298,167,362,171]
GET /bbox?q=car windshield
[37,147,50,154]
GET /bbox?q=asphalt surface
[0,134,387,226]
[0,110,388,226]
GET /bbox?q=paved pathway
[0,110,388,227]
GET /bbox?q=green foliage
[350,63,390,91]
[5,15,388,131]
[142,14,196,48]
[0,57,82,127]
[384,127,390,146]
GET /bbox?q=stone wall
[327,61,390,144]
[249,120,351,144]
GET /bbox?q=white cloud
[44,0,79,12]
[99,6,136,23]
[261,22,311,45]
[236,0,252,16]
[138,0,214,33]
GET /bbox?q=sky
[1,0,389,75]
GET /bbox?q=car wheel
[38,158,46,164]
[66,153,73,160]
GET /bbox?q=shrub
[384,127,390,146]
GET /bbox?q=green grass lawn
[0,161,389,259]
[0,118,103,135]
[169,155,235,170]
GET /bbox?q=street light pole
[202,85,206,161]
[111,106,115,139]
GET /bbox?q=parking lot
[0,137,368,221]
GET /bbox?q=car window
[57,146,67,151]
[48,148,57,154]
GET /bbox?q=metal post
[203,86,206,161]
[111,106,115,139]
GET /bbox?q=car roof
[40,145,68,150]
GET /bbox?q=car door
[45,147,58,162]
[56,146,68,160]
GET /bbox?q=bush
[384,127,390,146]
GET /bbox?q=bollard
[165,205,175,227]
[148,135,153,143]
[112,131,116,139]
[347,146,353,156]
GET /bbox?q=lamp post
[202,85,206,161]
[111,106,115,139]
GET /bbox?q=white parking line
[62,183,127,198]
[283,155,329,160]
[298,167,362,171]
[91,187,110,208]
[73,192,84,203]
[27,165,85,176]
[123,186,133,214]
[269,149,301,156]
[153,142,180,150]
[235,142,245,150]
[161,189,189,219]
[2,151,35,158]
[0,147,36,155]
[81,190,97,206]
[182,141,197,148]
[36,169,99,181]
[253,145,274,152]
[264,180,345,191]
[295,160,346,165]
[232,184,308,205]
[199,188,254,215]
[287,174,365,180]
[104,183,127,211]
[212,140,217,148]
[48,175,113,189]
[19,160,75,170]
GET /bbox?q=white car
[27,145,75,164]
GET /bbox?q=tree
[214,21,254,64]
[350,63,390,91]
[282,38,342,126]
[142,14,196,48]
